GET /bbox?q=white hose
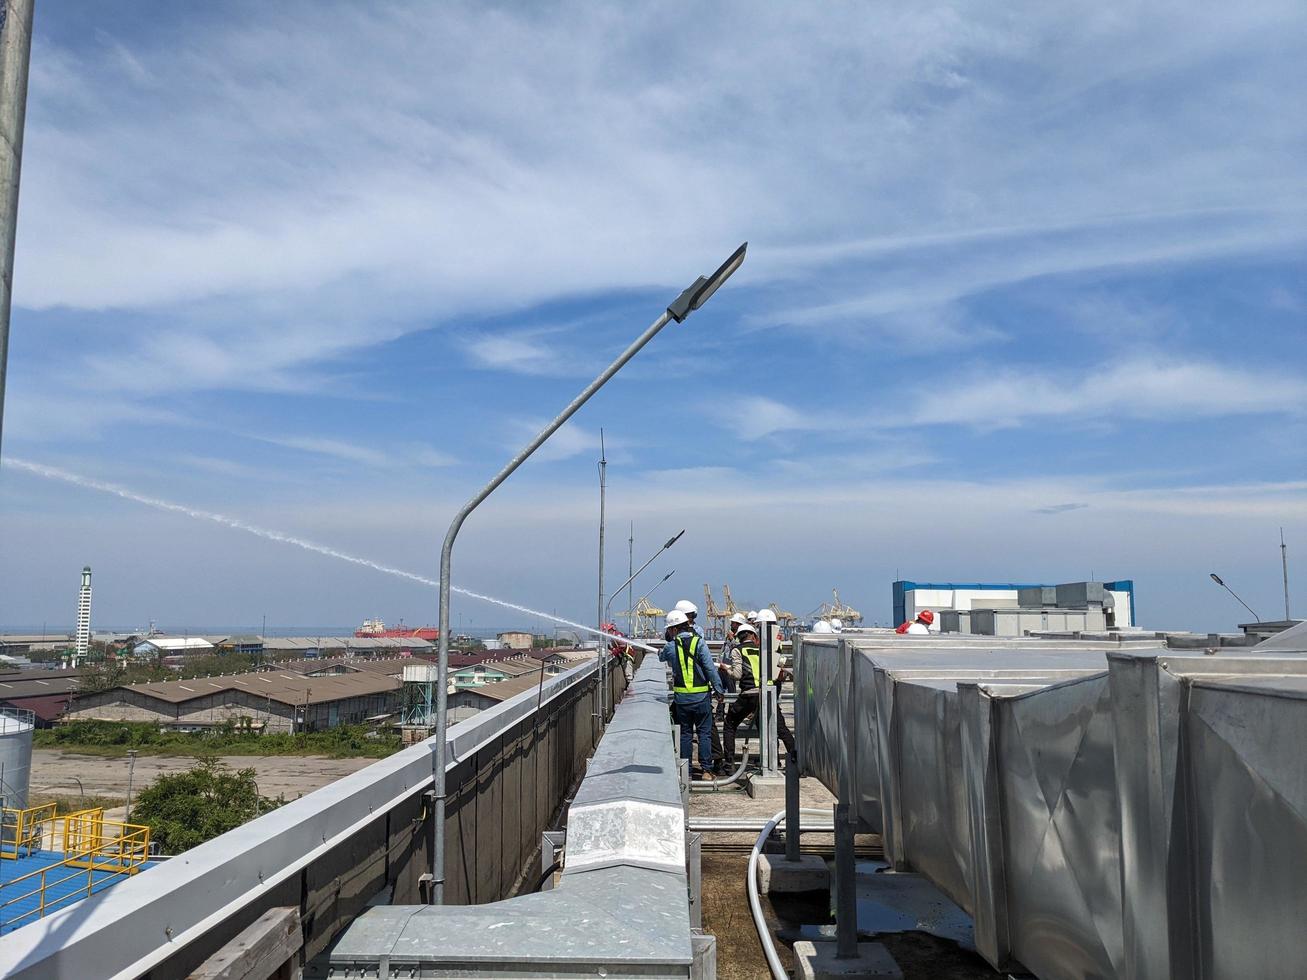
[747,807,833,980]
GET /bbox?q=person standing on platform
[723,621,796,767]
[659,609,723,779]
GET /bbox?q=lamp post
[125,750,138,823]
[599,530,685,715]
[1210,572,1261,623]
[429,243,747,904]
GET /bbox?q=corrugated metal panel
[795,632,1307,979]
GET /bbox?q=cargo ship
[354,618,439,641]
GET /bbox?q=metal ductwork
[794,632,1307,979]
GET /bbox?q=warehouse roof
[259,636,432,652]
[137,637,215,652]
[455,673,548,703]
[87,668,400,708]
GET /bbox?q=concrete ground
[30,748,378,821]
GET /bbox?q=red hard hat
[918,609,935,625]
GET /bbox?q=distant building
[497,631,534,651]
[64,668,401,733]
[132,637,215,658]
[0,668,85,726]
[74,567,92,665]
[894,580,1137,636]
[446,673,546,723]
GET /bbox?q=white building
[74,566,92,665]
[893,579,1136,634]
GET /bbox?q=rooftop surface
[0,851,156,936]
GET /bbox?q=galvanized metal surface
[324,654,700,978]
[0,658,608,980]
[793,632,1307,980]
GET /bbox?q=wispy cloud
[246,434,457,468]
[719,396,822,440]
[903,359,1307,430]
[1034,502,1090,515]
[463,333,571,377]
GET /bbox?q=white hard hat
[746,610,758,621]
[674,600,698,617]
[729,613,750,627]
[755,608,778,624]
[665,610,689,629]
[736,622,758,636]
[829,618,843,631]
[811,620,835,634]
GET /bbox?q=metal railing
[0,808,151,933]
[0,803,55,859]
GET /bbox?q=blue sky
[1,2,1304,633]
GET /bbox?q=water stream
[6,458,659,652]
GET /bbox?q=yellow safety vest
[673,635,710,694]
[739,645,774,691]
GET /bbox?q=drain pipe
[689,745,751,791]
[748,807,834,980]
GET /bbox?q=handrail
[1,803,57,858]
[0,809,151,933]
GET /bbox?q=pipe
[748,808,834,980]
[689,744,751,791]
[688,817,835,833]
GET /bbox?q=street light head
[664,529,686,550]
[666,242,748,322]
[1210,573,1224,586]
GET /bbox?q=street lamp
[1210,572,1261,623]
[429,243,747,904]
[625,570,676,635]
[125,750,138,823]
[599,530,685,714]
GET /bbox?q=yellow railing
[0,803,56,859]
[0,808,151,932]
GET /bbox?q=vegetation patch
[35,720,402,758]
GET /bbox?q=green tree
[132,758,284,852]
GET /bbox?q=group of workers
[657,600,795,780]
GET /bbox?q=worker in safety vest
[659,609,723,779]
[716,613,747,714]
[722,621,796,767]
[896,609,934,635]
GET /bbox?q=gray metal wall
[0,658,627,980]
[794,633,1307,980]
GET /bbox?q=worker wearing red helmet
[896,609,935,635]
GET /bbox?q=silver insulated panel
[792,632,1307,980]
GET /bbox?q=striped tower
[74,566,92,665]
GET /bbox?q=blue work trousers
[675,696,714,771]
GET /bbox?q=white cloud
[720,396,820,440]
[904,359,1307,430]
[463,334,569,377]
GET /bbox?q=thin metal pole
[1282,528,1291,620]
[597,431,607,719]
[627,523,635,637]
[785,748,801,862]
[125,750,138,823]
[431,310,673,905]
[835,635,859,957]
[0,0,33,462]
[834,801,858,958]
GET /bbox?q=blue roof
[0,850,156,935]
